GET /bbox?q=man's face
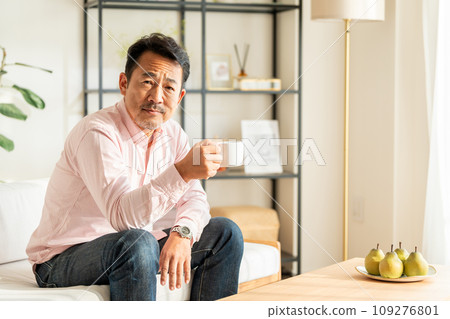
[119,51,186,131]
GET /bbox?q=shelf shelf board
[188,89,299,94]
[210,169,298,180]
[87,1,201,11]
[281,251,298,263]
[84,88,299,95]
[205,2,301,14]
[85,88,120,94]
[85,1,301,14]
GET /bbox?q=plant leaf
[0,70,7,75]
[0,134,14,152]
[12,84,45,109]
[10,62,53,73]
[0,103,27,120]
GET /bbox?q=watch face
[181,226,190,236]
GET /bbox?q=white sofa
[0,179,281,301]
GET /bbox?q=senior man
[26,33,243,301]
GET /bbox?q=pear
[404,246,429,276]
[364,243,384,275]
[379,244,404,279]
[394,241,409,263]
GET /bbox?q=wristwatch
[171,225,193,240]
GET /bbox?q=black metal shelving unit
[83,0,302,275]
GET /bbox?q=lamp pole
[343,19,351,261]
[311,0,385,262]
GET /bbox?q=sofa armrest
[238,239,281,293]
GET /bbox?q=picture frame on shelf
[206,54,233,90]
[241,120,283,174]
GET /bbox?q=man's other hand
[159,232,192,290]
[174,139,222,182]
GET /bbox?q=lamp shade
[311,0,385,21]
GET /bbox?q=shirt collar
[117,98,163,147]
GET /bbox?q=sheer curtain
[422,0,450,265]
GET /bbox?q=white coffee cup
[217,140,244,167]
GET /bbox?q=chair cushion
[210,205,280,241]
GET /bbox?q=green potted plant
[0,45,52,152]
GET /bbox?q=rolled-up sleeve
[175,182,211,243]
[172,127,211,243]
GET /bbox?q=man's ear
[119,72,128,96]
[177,89,186,105]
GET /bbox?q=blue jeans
[34,217,244,301]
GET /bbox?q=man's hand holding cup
[175,139,223,182]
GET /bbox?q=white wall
[0,0,84,180]
[301,0,346,272]
[392,0,428,252]
[349,0,428,261]
[348,0,397,259]
[302,0,428,273]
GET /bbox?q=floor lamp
[311,0,385,261]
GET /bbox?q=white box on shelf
[237,78,281,91]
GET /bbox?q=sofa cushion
[238,242,280,283]
[0,259,109,300]
[0,259,193,301]
[0,242,279,300]
[0,179,49,264]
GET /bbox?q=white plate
[355,265,437,283]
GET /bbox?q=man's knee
[113,229,159,262]
[209,217,244,251]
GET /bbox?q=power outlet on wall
[352,197,364,222]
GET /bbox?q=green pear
[394,241,409,263]
[379,244,404,279]
[365,243,385,275]
[404,246,429,276]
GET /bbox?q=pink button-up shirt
[26,99,210,266]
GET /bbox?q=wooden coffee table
[222,258,450,301]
